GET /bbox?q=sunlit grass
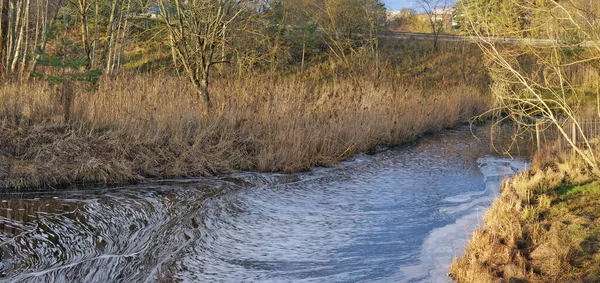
[0,73,486,190]
[450,147,600,282]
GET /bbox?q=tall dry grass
[449,144,600,282]
[0,74,486,189]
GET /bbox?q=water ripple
[0,126,527,282]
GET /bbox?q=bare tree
[76,0,92,68]
[304,0,384,83]
[2,0,31,77]
[104,0,120,73]
[461,0,600,171]
[416,0,453,50]
[30,0,65,74]
[159,0,251,109]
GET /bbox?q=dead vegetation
[450,146,600,282]
[0,74,486,190]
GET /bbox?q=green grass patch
[557,182,600,200]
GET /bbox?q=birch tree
[31,0,65,74]
[76,0,93,68]
[1,0,31,77]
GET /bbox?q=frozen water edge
[400,157,529,283]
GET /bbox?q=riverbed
[0,127,527,282]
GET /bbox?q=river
[0,126,528,282]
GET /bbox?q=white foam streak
[401,157,528,282]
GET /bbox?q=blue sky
[381,0,415,10]
[382,0,456,11]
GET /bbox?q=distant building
[386,8,418,32]
[432,8,453,21]
[387,9,415,20]
[146,5,162,19]
[124,4,164,20]
[429,7,458,29]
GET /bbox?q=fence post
[535,118,541,151]
[572,122,577,147]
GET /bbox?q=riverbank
[449,147,600,282]
[0,75,486,190]
[0,127,511,282]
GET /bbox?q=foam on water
[0,127,531,283]
[401,157,528,282]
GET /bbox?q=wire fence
[535,117,600,151]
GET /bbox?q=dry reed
[450,145,600,282]
[0,74,486,190]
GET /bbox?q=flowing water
[0,126,528,283]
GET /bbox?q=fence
[535,117,600,152]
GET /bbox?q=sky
[381,0,415,10]
[382,0,456,11]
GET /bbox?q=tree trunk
[0,0,6,75]
[5,0,16,73]
[104,0,118,73]
[30,0,40,72]
[30,0,64,74]
[78,0,92,69]
[188,71,211,109]
[301,41,305,73]
[19,0,29,77]
[199,79,211,109]
[10,0,28,74]
[60,80,74,123]
[92,0,98,68]
[169,33,178,70]
[111,0,130,74]
[199,64,212,108]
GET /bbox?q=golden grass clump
[450,146,600,282]
[0,74,486,190]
